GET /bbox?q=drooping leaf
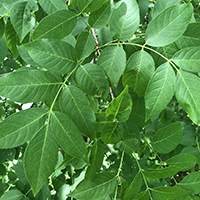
[38,0,68,14]
[75,63,109,99]
[151,186,190,200]
[175,23,200,49]
[0,108,47,148]
[179,172,200,194]
[143,166,180,179]
[145,62,175,120]
[106,86,132,123]
[24,125,58,196]
[110,0,139,41]
[101,121,124,144]
[146,4,193,47]
[10,1,38,42]
[88,2,111,29]
[0,68,62,103]
[97,46,126,85]
[85,140,104,180]
[123,172,143,200]
[51,111,88,162]
[75,31,95,60]
[176,70,200,126]
[33,10,77,40]
[122,50,155,97]
[151,122,183,154]
[150,0,180,20]
[172,47,200,73]
[60,85,96,139]
[69,172,117,199]
[5,19,19,58]
[78,0,108,13]
[24,39,77,75]
[166,154,196,171]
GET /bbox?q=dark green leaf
[85,140,104,180]
[123,50,155,97]
[0,189,25,200]
[51,111,88,162]
[0,37,8,63]
[60,85,96,139]
[97,46,126,85]
[110,0,139,41]
[172,47,200,73]
[69,173,117,200]
[0,18,5,39]
[33,10,77,40]
[88,2,111,29]
[0,108,47,148]
[38,0,68,14]
[75,63,109,99]
[75,31,95,60]
[146,4,193,47]
[166,154,196,171]
[152,122,183,154]
[106,86,132,123]
[0,68,62,103]
[145,62,175,120]
[10,1,38,42]
[176,70,200,126]
[24,39,77,75]
[24,125,58,196]
[123,172,143,200]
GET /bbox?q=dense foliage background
[0,0,200,199]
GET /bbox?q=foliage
[0,0,200,199]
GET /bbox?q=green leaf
[24,39,77,75]
[85,140,104,180]
[152,122,183,154]
[0,37,8,63]
[122,50,155,97]
[133,191,149,200]
[88,2,111,29]
[97,46,126,85]
[179,172,200,194]
[5,19,19,58]
[75,31,95,60]
[24,125,58,196]
[145,62,175,120]
[123,172,143,200]
[0,108,47,148]
[106,86,132,123]
[75,63,109,99]
[38,0,68,14]
[110,0,139,41]
[69,173,117,200]
[172,47,200,73]
[146,4,193,47]
[101,121,124,144]
[143,166,180,179]
[0,189,24,200]
[78,0,108,13]
[176,70,200,125]
[60,85,96,139]
[51,111,88,162]
[0,18,5,39]
[33,10,77,40]
[151,186,190,200]
[150,0,180,20]
[166,154,196,171]
[175,23,200,48]
[0,68,62,103]
[10,1,38,42]
[0,0,26,15]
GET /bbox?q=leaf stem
[116,151,125,177]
